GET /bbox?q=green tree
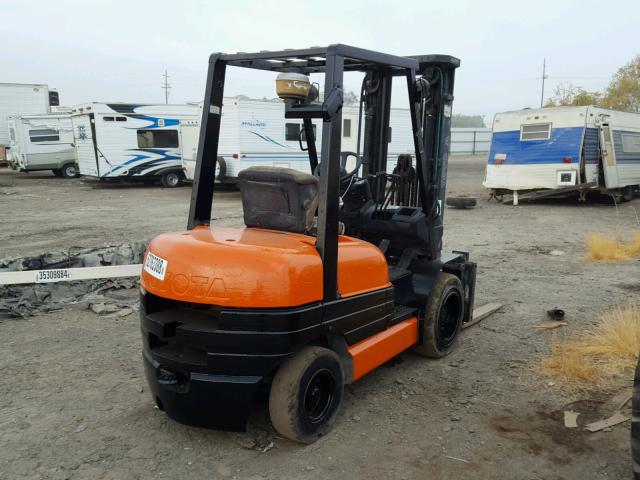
[343,90,359,106]
[571,89,602,106]
[601,54,640,112]
[544,82,601,107]
[451,114,486,128]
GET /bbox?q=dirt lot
[1,157,639,479]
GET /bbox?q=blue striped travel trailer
[484,106,640,202]
[180,97,492,184]
[70,103,199,187]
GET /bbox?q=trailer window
[104,116,127,122]
[520,123,551,141]
[137,130,179,148]
[621,133,640,153]
[343,119,352,138]
[29,128,60,142]
[301,125,317,142]
[285,123,300,141]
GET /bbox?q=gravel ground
[1,157,639,479]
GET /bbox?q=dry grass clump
[626,230,640,256]
[586,229,640,261]
[540,302,640,392]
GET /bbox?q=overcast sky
[3,0,639,122]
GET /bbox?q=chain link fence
[450,128,491,155]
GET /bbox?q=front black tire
[161,171,182,188]
[632,356,640,479]
[269,346,344,444]
[60,163,79,178]
[413,272,464,358]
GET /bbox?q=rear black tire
[52,169,63,177]
[269,346,344,444]
[632,356,640,479]
[160,171,182,188]
[413,272,464,358]
[446,196,477,209]
[60,163,79,178]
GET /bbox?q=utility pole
[540,58,548,107]
[162,69,171,104]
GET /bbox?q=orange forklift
[140,45,476,443]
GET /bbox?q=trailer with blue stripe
[181,97,492,184]
[71,103,199,187]
[483,106,640,203]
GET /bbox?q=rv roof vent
[48,91,60,107]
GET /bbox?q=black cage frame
[187,44,459,303]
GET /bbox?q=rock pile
[0,243,146,320]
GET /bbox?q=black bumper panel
[140,287,395,431]
[144,351,261,431]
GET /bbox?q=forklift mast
[359,55,458,259]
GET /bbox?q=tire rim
[166,173,179,187]
[303,368,336,424]
[436,289,462,349]
[65,165,77,177]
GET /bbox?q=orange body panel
[348,317,418,381]
[141,227,390,308]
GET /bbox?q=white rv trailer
[7,112,78,177]
[180,97,462,182]
[484,106,640,202]
[181,97,491,182]
[71,103,199,187]
[0,83,59,162]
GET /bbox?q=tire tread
[412,272,464,358]
[269,346,343,443]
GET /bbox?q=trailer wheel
[632,356,640,479]
[60,163,79,178]
[161,171,182,188]
[413,272,464,358]
[621,186,635,203]
[215,156,227,184]
[269,346,344,444]
[51,169,63,177]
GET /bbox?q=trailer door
[72,114,99,176]
[179,123,200,180]
[599,124,619,188]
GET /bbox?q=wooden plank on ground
[584,412,629,432]
[0,264,142,286]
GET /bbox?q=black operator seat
[237,166,319,234]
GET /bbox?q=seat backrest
[237,166,319,233]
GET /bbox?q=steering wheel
[313,151,363,181]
